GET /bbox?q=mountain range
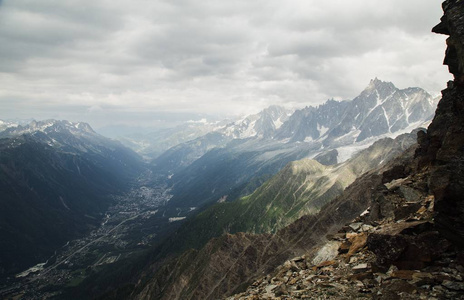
[0,120,145,278]
[152,79,437,215]
[151,79,436,173]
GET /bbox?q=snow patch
[274,118,284,129]
[336,119,430,163]
[317,124,329,137]
[336,144,371,163]
[187,118,208,124]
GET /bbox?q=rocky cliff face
[427,0,464,249]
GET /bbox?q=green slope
[156,132,417,256]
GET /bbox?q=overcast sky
[0,0,451,129]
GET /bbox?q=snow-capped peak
[218,105,293,139]
[0,120,19,132]
[7,119,97,136]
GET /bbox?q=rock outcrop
[427,0,464,248]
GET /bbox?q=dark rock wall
[423,0,464,248]
[433,0,464,85]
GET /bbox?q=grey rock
[361,224,374,232]
[311,241,341,265]
[442,280,464,291]
[352,263,369,273]
[349,222,363,231]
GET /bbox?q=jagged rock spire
[432,0,464,85]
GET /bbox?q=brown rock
[394,202,423,221]
[349,272,374,281]
[288,276,300,285]
[416,206,427,215]
[338,241,351,254]
[434,273,453,283]
[380,280,417,299]
[346,232,358,239]
[361,224,375,232]
[312,260,337,271]
[410,272,434,286]
[290,260,300,272]
[391,270,417,280]
[273,283,288,296]
[345,232,368,262]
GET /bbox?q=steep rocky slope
[228,176,457,299]
[123,1,464,299]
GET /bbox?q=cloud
[0,0,451,128]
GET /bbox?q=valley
[0,171,178,300]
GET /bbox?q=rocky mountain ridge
[0,119,131,154]
[117,106,291,160]
[220,105,293,139]
[155,80,436,221]
[152,79,435,176]
[0,120,19,132]
[274,78,436,146]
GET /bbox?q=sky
[0,0,452,129]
